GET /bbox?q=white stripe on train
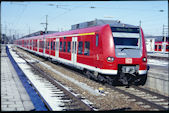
[17,45,147,75]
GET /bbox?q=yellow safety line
[78,32,95,36]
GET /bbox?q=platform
[1,44,35,111]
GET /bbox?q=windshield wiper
[121,47,134,51]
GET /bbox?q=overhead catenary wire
[2,1,167,38]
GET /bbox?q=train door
[71,37,77,65]
[55,38,59,58]
[43,38,46,55]
[48,38,52,55]
[45,38,50,55]
[95,34,101,69]
[50,38,56,56]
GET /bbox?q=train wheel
[83,70,91,79]
[97,75,106,84]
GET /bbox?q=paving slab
[1,45,35,111]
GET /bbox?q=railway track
[13,50,95,111]
[106,85,169,111]
[52,60,169,111]
[14,46,169,111]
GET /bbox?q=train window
[33,41,36,47]
[32,40,33,46]
[60,41,63,51]
[63,42,66,52]
[24,41,26,46]
[114,37,138,46]
[51,42,53,50]
[72,42,74,53]
[159,45,161,49]
[53,42,55,50]
[46,41,48,49]
[42,41,44,48]
[166,45,169,49]
[96,34,99,47]
[84,41,90,56]
[155,45,157,49]
[67,42,71,53]
[48,42,50,49]
[78,41,83,54]
[75,42,77,54]
[33,41,35,47]
[39,41,41,48]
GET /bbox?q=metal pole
[163,24,164,37]
[45,15,48,33]
[139,20,141,27]
[29,26,30,34]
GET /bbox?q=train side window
[78,41,83,55]
[48,42,50,49]
[53,42,55,50]
[39,41,41,48]
[159,45,161,49]
[84,41,90,56]
[63,42,66,52]
[42,41,44,48]
[96,34,99,47]
[24,41,26,46]
[35,41,37,47]
[33,41,34,47]
[51,42,53,50]
[46,41,48,49]
[155,45,157,49]
[33,41,36,47]
[41,41,43,48]
[67,42,71,53]
[33,41,35,47]
[59,41,63,51]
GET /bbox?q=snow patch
[147,59,168,67]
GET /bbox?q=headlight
[107,57,114,62]
[142,57,147,62]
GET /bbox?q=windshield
[111,27,141,48]
[114,37,138,46]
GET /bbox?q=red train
[14,21,149,86]
[155,41,169,52]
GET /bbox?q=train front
[103,25,149,86]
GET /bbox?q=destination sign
[111,27,139,33]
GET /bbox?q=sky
[1,1,168,38]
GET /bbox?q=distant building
[1,34,9,44]
[145,38,155,52]
[145,36,169,53]
[145,35,168,42]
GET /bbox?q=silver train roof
[71,19,139,30]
